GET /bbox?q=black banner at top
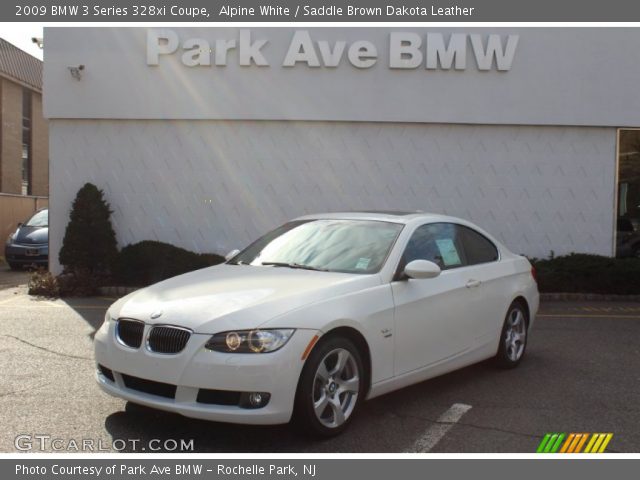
[5,0,640,22]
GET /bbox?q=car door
[458,225,509,346]
[392,222,474,376]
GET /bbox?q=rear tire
[293,336,365,437]
[7,262,21,271]
[495,301,529,369]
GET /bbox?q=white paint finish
[48,121,615,275]
[408,403,473,453]
[95,214,534,427]
[44,27,640,127]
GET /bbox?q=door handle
[466,279,481,288]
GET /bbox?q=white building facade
[44,28,640,273]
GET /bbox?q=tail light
[531,265,537,282]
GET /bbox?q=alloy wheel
[504,307,527,362]
[312,348,360,429]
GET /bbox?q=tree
[59,183,118,275]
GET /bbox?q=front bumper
[94,319,318,425]
[4,243,48,265]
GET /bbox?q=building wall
[44,27,640,127]
[30,92,49,196]
[48,120,616,274]
[0,78,48,196]
[0,77,23,193]
[0,193,48,245]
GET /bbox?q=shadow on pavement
[101,360,501,453]
[0,264,30,290]
[60,297,113,340]
[104,403,303,453]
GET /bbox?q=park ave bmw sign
[146,29,519,71]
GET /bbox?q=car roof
[292,211,512,257]
[293,211,465,225]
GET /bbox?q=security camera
[68,65,85,80]
[31,37,44,49]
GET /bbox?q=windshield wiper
[261,262,329,272]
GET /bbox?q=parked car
[95,212,539,436]
[4,208,49,270]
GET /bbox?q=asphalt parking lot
[0,264,639,453]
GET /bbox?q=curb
[98,286,139,297]
[540,293,640,302]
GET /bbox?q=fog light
[239,392,271,409]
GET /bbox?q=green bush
[112,241,224,286]
[59,183,118,276]
[531,253,640,294]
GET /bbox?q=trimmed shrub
[59,183,118,276]
[57,269,101,297]
[112,241,224,286]
[531,253,640,294]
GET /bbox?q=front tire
[293,336,365,437]
[495,301,529,368]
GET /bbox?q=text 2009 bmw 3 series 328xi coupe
[94,211,539,436]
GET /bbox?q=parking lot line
[407,403,472,453]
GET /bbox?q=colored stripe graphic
[537,433,613,453]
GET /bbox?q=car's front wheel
[294,336,364,437]
[495,301,529,368]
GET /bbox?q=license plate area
[25,248,39,256]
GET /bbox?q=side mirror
[225,249,240,261]
[17,222,22,228]
[404,260,441,279]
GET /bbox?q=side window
[459,226,499,265]
[401,223,466,271]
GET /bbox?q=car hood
[14,226,48,245]
[112,264,380,333]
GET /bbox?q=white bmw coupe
[95,211,538,436]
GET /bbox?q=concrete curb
[540,292,640,302]
[98,286,138,297]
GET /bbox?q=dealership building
[44,28,640,273]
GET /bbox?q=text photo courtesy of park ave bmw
[1,1,640,476]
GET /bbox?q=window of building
[22,88,32,195]
[617,129,640,258]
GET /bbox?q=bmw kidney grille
[115,319,145,348]
[147,326,191,354]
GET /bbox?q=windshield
[229,219,403,274]
[24,209,48,227]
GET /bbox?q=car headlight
[205,329,295,353]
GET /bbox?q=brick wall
[0,78,48,196]
[30,92,48,196]
[0,78,23,194]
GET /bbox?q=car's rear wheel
[294,336,364,437]
[7,262,21,271]
[495,301,529,368]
